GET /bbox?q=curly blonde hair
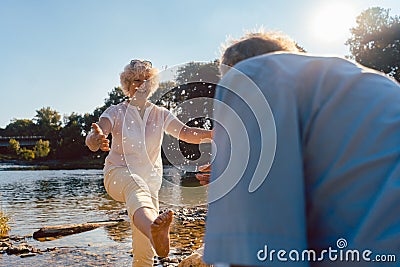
[220,30,300,74]
[119,61,159,98]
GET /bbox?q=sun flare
[311,3,356,43]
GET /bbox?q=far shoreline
[0,156,104,171]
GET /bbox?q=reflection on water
[160,169,209,207]
[0,166,207,266]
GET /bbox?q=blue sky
[1,0,399,128]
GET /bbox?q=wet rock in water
[0,242,10,254]
[6,242,39,255]
[178,246,210,267]
[182,223,197,227]
[157,256,183,267]
[0,241,10,247]
[0,239,43,256]
[172,207,207,222]
[119,209,128,215]
[169,258,180,264]
[0,236,9,242]
[20,252,37,258]
[45,246,59,252]
[9,235,25,242]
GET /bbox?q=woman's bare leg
[133,207,174,257]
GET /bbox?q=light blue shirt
[204,53,400,266]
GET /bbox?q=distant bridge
[0,136,47,147]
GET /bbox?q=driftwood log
[33,219,124,240]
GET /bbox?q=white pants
[105,167,159,267]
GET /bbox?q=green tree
[83,88,127,159]
[35,107,61,130]
[345,7,400,81]
[156,60,219,110]
[34,139,50,158]
[81,112,96,135]
[104,87,128,107]
[19,148,35,160]
[295,43,307,53]
[0,211,11,237]
[58,113,86,159]
[175,61,220,85]
[8,139,20,155]
[149,80,177,105]
[4,119,38,136]
[34,107,61,154]
[92,87,128,123]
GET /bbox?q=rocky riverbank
[1,207,209,267]
[1,235,40,258]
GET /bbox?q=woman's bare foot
[150,210,174,257]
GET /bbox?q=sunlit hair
[119,61,159,98]
[220,29,300,75]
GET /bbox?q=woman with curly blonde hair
[86,59,212,267]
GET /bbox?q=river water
[0,164,208,266]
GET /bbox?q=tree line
[346,7,400,82]
[0,61,220,161]
[0,7,398,162]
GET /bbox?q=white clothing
[105,167,158,267]
[99,101,179,267]
[100,101,177,193]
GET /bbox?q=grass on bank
[0,210,11,237]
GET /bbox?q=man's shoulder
[240,52,348,68]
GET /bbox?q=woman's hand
[195,164,211,185]
[86,123,110,152]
